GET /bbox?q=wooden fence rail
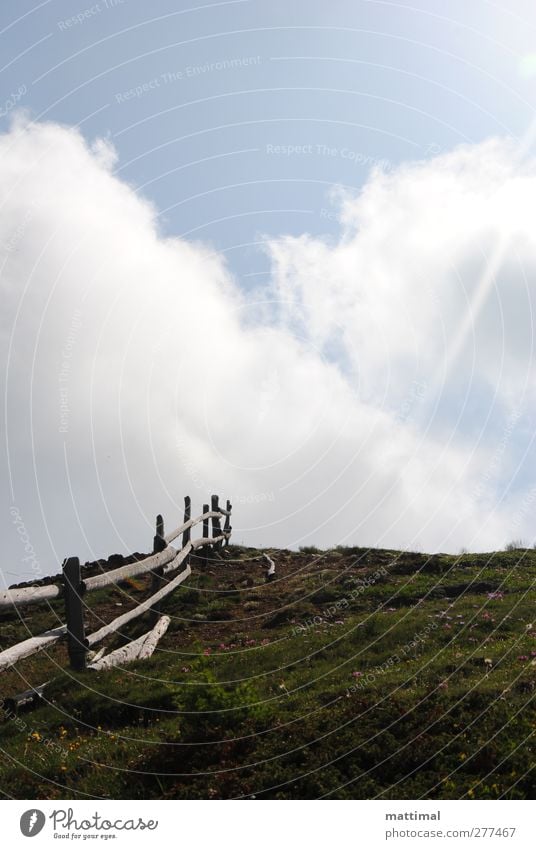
[0,495,232,675]
[0,582,62,611]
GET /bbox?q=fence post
[151,514,166,622]
[223,499,232,546]
[211,494,222,552]
[63,557,87,671]
[182,496,191,549]
[153,514,165,554]
[202,503,210,567]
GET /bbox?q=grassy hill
[0,545,534,799]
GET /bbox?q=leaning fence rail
[88,615,171,671]
[0,625,68,673]
[0,494,232,675]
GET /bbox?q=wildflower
[518,655,529,661]
[181,666,190,673]
[203,648,212,656]
[351,671,363,678]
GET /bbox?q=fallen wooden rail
[89,615,171,671]
[264,553,276,582]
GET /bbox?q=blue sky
[2,1,536,577]
[3,0,536,279]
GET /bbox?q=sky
[2,0,536,580]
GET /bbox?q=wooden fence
[0,495,232,676]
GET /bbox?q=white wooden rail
[264,553,276,581]
[82,545,179,593]
[0,625,67,673]
[0,494,232,678]
[0,582,62,611]
[88,615,171,671]
[86,548,192,646]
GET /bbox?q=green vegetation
[0,546,534,799]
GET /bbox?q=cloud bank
[1,117,535,578]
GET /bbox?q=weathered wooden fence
[0,495,232,677]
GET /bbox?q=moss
[1,545,534,799]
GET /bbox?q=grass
[0,545,534,799]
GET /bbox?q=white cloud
[1,118,534,579]
[267,138,536,410]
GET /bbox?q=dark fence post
[153,514,165,554]
[202,503,209,567]
[151,514,166,622]
[63,557,87,671]
[223,499,232,546]
[211,494,222,552]
[182,496,191,549]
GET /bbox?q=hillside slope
[0,545,534,799]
